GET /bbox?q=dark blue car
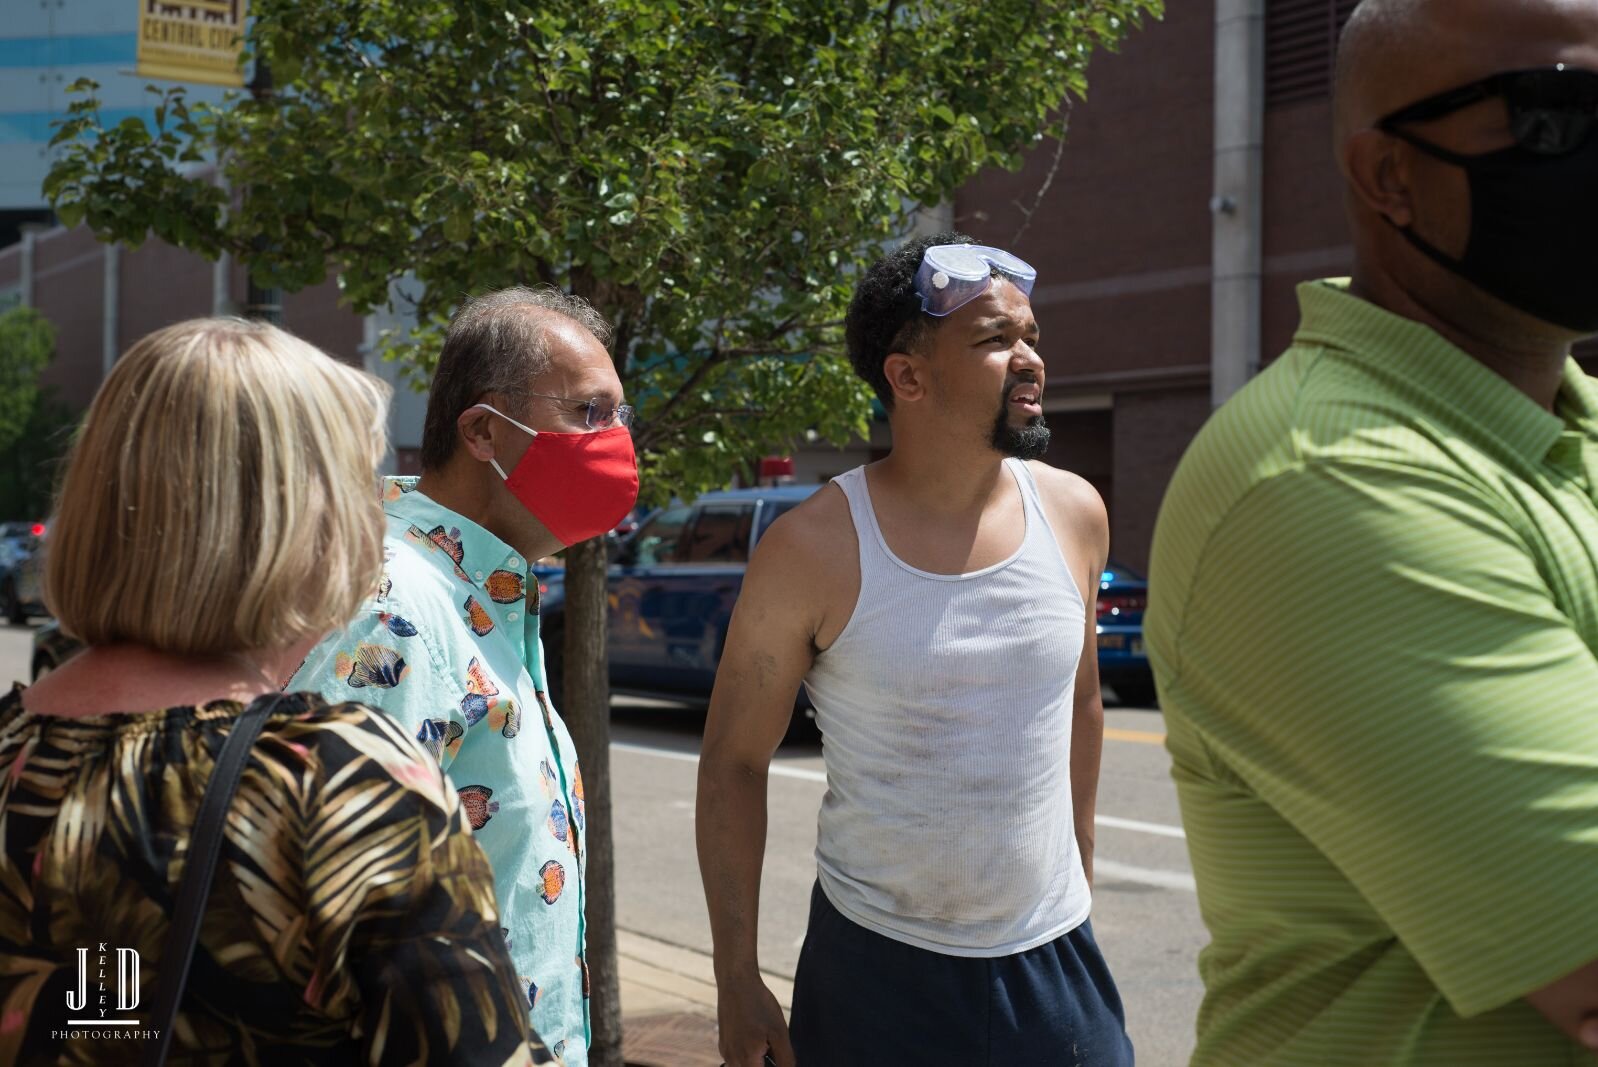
[538,485,1158,711]
[538,486,814,712]
[1094,561,1154,706]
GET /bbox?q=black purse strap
[142,693,286,1067]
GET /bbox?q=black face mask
[1388,127,1598,334]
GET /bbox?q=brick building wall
[959,0,1598,572]
[957,0,1219,573]
[0,225,369,416]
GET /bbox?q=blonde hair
[46,318,392,655]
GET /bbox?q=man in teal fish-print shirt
[292,287,640,1066]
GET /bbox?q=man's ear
[1343,129,1416,228]
[883,352,928,404]
[457,403,498,463]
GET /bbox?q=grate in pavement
[623,1011,723,1067]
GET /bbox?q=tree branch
[642,316,730,433]
[1009,105,1071,246]
[877,0,903,83]
[522,28,572,158]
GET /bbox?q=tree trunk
[561,536,623,1067]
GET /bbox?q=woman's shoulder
[273,693,455,815]
[0,684,31,753]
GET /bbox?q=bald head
[1332,0,1598,354]
[1335,0,1598,152]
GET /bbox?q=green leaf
[442,212,471,243]
[54,201,85,229]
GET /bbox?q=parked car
[1094,561,1155,707]
[540,485,820,725]
[0,521,47,625]
[540,486,1158,714]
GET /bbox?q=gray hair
[420,286,612,470]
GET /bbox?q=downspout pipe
[19,225,40,307]
[1210,0,1265,407]
[103,243,119,377]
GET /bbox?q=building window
[1266,0,1360,108]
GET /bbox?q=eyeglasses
[1379,65,1598,156]
[517,391,636,430]
[913,244,1038,317]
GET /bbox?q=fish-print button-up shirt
[291,478,589,1065]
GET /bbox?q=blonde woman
[0,319,554,1066]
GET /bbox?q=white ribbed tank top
[805,458,1092,957]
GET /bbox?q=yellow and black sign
[136,0,247,88]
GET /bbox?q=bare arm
[1032,463,1111,888]
[697,493,849,1067]
[1526,964,1598,1052]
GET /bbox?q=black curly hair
[845,229,975,409]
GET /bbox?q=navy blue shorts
[789,883,1135,1066]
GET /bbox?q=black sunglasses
[1379,65,1598,156]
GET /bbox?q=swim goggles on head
[913,244,1038,317]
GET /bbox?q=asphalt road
[0,621,1206,1065]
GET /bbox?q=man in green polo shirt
[1147,0,1598,1063]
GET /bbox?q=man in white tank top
[697,234,1134,1066]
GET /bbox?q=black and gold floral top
[0,686,556,1066]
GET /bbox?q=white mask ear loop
[471,403,538,482]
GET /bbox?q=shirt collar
[1293,279,1585,463]
[382,477,531,588]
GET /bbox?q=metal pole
[1210,0,1265,407]
[243,60,282,325]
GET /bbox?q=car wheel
[1112,676,1158,708]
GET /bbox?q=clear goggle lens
[914,244,1038,317]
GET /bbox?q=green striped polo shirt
[1147,280,1598,1066]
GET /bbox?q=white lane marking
[1095,859,1197,893]
[613,740,828,782]
[612,741,1189,843]
[1096,814,1186,839]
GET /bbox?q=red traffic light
[29,523,45,538]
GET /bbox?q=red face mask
[474,404,640,546]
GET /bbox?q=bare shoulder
[753,482,857,570]
[1025,460,1110,565]
[745,483,860,646]
[1026,461,1108,529]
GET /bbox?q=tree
[45,2,1162,1060]
[0,387,76,522]
[0,308,57,458]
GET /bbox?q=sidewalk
[618,930,793,1067]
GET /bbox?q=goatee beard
[992,410,1050,460]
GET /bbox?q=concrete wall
[11,222,366,419]
[30,225,106,411]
